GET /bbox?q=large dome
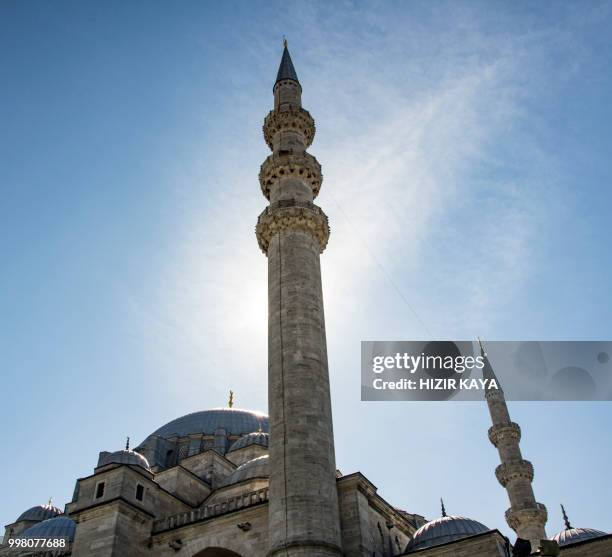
[405,515,490,552]
[98,449,151,471]
[18,516,76,541]
[551,527,608,547]
[149,408,269,439]
[16,504,62,523]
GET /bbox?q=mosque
[2,44,610,557]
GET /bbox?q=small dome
[551,527,608,547]
[18,516,76,541]
[228,431,269,452]
[222,455,269,486]
[405,515,490,552]
[147,408,268,440]
[16,504,62,523]
[98,449,151,471]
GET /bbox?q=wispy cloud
[129,2,589,407]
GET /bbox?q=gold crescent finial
[228,390,234,408]
[283,36,288,49]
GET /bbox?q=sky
[1,0,612,542]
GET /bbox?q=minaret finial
[283,36,288,49]
[477,336,485,355]
[228,390,234,408]
[125,436,130,451]
[561,504,572,530]
[440,498,447,517]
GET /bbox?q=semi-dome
[222,455,269,486]
[18,516,76,541]
[228,431,269,452]
[149,408,269,440]
[551,527,608,546]
[405,515,490,552]
[16,503,62,523]
[98,449,151,471]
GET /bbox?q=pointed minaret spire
[480,339,547,549]
[271,41,304,113]
[275,38,299,85]
[125,436,130,451]
[561,504,573,530]
[478,338,501,385]
[440,498,447,517]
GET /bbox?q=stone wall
[71,499,152,557]
[559,535,612,556]
[155,466,211,506]
[180,450,236,488]
[151,504,268,556]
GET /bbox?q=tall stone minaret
[256,42,342,556]
[480,340,547,550]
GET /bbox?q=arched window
[193,548,243,557]
[377,522,386,555]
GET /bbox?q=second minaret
[481,341,547,551]
[256,43,342,556]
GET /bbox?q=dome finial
[561,504,572,530]
[228,390,234,408]
[125,436,130,451]
[48,497,53,507]
[440,498,447,517]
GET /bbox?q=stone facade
[0,446,419,556]
[557,535,612,556]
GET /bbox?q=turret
[480,340,547,551]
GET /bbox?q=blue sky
[1,0,611,541]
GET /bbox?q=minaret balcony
[485,388,505,402]
[259,152,322,200]
[263,106,316,150]
[495,459,534,487]
[505,502,548,532]
[488,421,521,447]
[256,200,329,254]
